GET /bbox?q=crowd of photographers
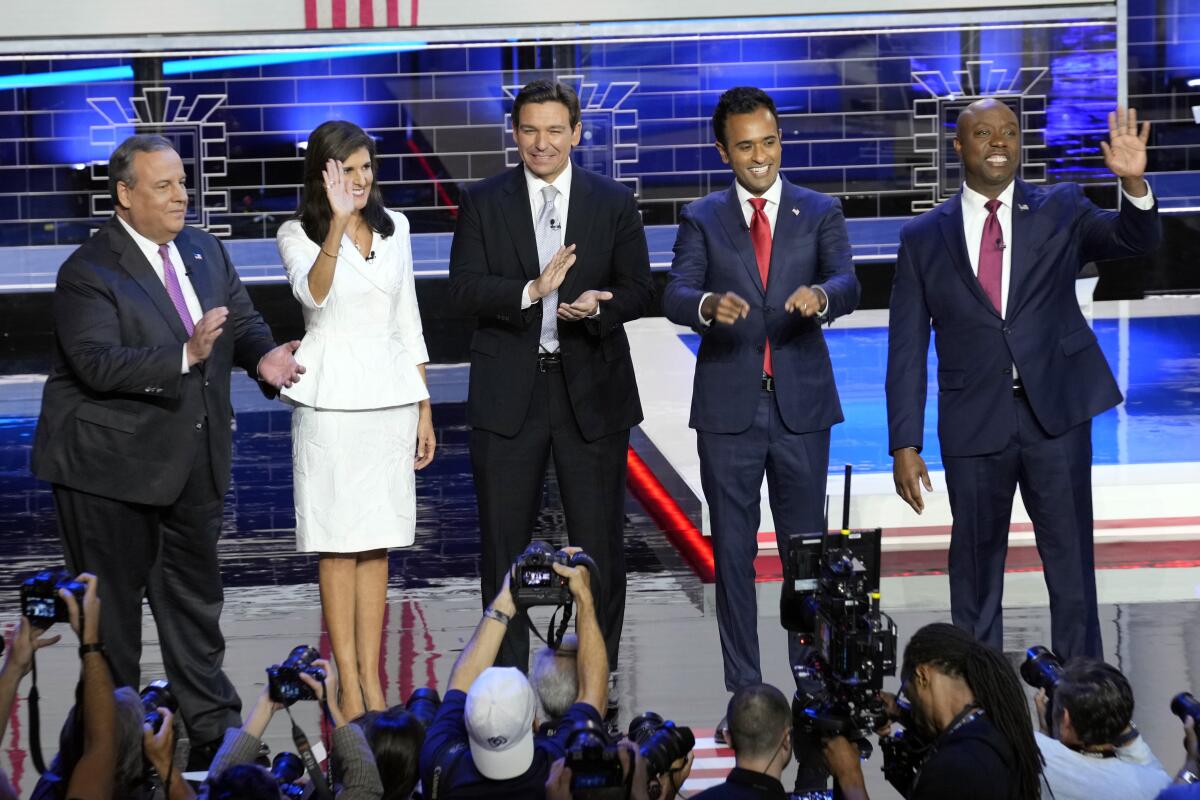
[2,547,1199,800]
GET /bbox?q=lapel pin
[1017,203,1029,211]
[193,253,203,260]
[791,208,800,216]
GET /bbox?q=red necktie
[978,199,1004,314]
[748,197,773,376]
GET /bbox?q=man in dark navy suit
[886,100,1159,659]
[32,134,304,765]
[662,87,860,702]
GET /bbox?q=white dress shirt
[520,161,572,310]
[115,214,202,374]
[698,175,827,324]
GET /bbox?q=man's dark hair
[206,764,281,800]
[109,133,175,205]
[512,80,581,130]
[1052,658,1134,747]
[726,683,790,760]
[901,623,1043,800]
[712,87,779,148]
[354,707,424,800]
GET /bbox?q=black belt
[537,352,562,372]
[762,374,775,392]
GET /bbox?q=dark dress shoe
[714,715,730,745]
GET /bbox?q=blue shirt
[418,689,602,799]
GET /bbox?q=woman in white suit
[277,120,435,719]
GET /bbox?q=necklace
[347,217,371,258]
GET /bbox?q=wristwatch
[1178,765,1200,784]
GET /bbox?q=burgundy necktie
[158,244,195,336]
[978,199,1004,314]
[748,197,773,376]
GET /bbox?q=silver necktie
[535,184,561,353]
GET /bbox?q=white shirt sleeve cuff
[814,285,830,319]
[181,346,190,374]
[698,292,714,327]
[521,281,535,310]
[1122,184,1155,210]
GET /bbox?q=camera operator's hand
[545,756,573,800]
[3,616,61,679]
[60,573,100,646]
[552,547,593,604]
[653,750,695,800]
[823,737,869,799]
[143,708,176,777]
[493,568,518,619]
[301,658,349,726]
[1180,715,1200,782]
[245,685,285,739]
[1035,689,1051,735]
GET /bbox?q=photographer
[143,708,195,800]
[1,614,61,797]
[530,633,580,728]
[1034,658,1170,799]
[692,684,791,799]
[418,549,608,798]
[199,658,383,800]
[1156,714,1200,798]
[825,623,1043,800]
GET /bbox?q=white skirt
[291,403,419,553]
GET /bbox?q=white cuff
[1122,184,1155,210]
[698,292,714,327]
[521,281,535,310]
[181,345,190,374]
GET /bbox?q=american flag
[304,0,420,28]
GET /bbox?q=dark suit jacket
[886,179,1161,458]
[661,178,860,435]
[447,164,654,441]
[32,217,276,505]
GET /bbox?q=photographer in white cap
[418,547,608,798]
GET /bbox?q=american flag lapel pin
[1017,203,1029,211]
[791,208,800,215]
[193,252,203,260]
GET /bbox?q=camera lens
[271,752,305,784]
[639,721,695,777]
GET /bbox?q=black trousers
[944,391,1102,660]
[472,364,629,673]
[698,390,831,692]
[52,420,241,745]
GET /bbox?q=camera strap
[284,706,334,800]
[27,652,47,774]
[521,602,573,650]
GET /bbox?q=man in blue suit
[663,87,860,701]
[886,100,1158,659]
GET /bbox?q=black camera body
[511,541,595,609]
[564,723,624,799]
[267,645,327,705]
[20,569,86,625]
[1020,644,1066,722]
[628,712,696,782]
[140,679,179,734]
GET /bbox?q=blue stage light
[161,42,427,75]
[0,65,133,91]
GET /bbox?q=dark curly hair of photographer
[902,623,1043,799]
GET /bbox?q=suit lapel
[560,165,596,302]
[173,227,218,313]
[715,184,765,295]
[107,218,193,342]
[938,195,1000,318]
[768,179,803,291]
[499,166,542,281]
[1005,180,1041,320]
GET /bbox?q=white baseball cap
[464,667,537,780]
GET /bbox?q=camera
[270,752,306,799]
[267,645,327,705]
[628,712,694,798]
[511,541,596,609]
[876,695,932,797]
[20,569,86,625]
[779,466,898,799]
[1171,692,1200,736]
[1020,645,1065,694]
[405,687,442,730]
[564,722,624,799]
[140,679,179,734]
